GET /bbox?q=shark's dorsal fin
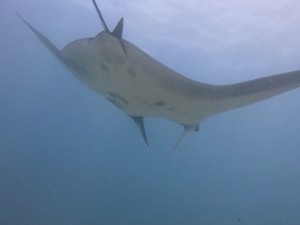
[130,116,149,149]
[92,0,126,54]
[112,18,124,39]
[92,0,123,39]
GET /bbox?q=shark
[18,0,300,151]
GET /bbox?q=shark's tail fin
[214,70,300,114]
[16,11,63,62]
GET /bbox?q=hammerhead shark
[18,0,300,150]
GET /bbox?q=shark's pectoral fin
[130,116,149,149]
[16,12,63,63]
[172,124,199,159]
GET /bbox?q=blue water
[1,1,300,225]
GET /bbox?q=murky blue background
[1,0,300,224]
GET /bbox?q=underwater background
[1,0,300,224]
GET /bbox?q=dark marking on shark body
[101,63,108,72]
[127,67,136,77]
[155,101,165,106]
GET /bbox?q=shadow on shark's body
[18,0,300,151]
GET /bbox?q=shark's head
[60,29,127,93]
[59,0,127,87]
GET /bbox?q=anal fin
[172,124,199,159]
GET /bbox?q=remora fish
[18,0,300,150]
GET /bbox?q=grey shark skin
[18,0,300,148]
